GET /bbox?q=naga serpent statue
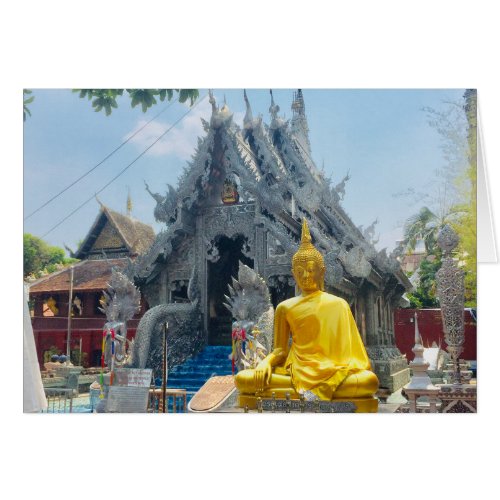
[126,266,203,374]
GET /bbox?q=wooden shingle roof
[74,205,155,259]
[28,258,127,294]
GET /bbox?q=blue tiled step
[161,346,233,396]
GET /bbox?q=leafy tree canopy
[23,89,199,121]
[406,256,441,308]
[24,233,78,279]
[23,89,34,121]
[72,89,199,116]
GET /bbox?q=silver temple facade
[129,90,412,393]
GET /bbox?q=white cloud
[125,100,246,161]
[125,99,212,160]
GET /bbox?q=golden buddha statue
[235,219,379,412]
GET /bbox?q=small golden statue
[221,177,239,205]
[46,296,59,316]
[235,219,379,412]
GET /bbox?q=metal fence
[42,388,75,413]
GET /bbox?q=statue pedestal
[367,346,410,393]
[237,393,378,413]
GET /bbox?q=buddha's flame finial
[301,218,312,245]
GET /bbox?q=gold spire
[292,219,325,270]
[301,218,312,244]
[126,187,132,216]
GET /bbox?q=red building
[28,203,155,368]
[394,308,477,362]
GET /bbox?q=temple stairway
[208,317,233,345]
[166,346,233,402]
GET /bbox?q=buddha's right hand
[254,359,272,392]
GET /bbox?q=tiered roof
[132,90,411,293]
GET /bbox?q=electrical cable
[24,95,179,221]
[40,93,207,239]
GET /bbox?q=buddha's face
[293,259,324,293]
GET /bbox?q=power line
[24,97,179,221]
[41,93,208,239]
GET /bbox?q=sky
[23,88,466,254]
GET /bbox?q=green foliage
[23,89,34,121]
[43,346,60,364]
[451,89,477,307]
[406,257,442,308]
[23,233,78,279]
[72,89,199,115]
[70,348,88,367]
[403,90,477,308]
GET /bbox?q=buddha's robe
[277,291,371,400]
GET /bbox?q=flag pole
[66,266,74,363]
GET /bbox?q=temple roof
[74,204,155,260]
[133,90,411,292]
[28,258,127,294]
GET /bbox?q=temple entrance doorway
[207,234,253,345]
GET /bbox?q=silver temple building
[128,90,412,394]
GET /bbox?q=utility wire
[41,93,208,239]
[24,96,179,221]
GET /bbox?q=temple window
[95,294,106,315]
[170,280,189,303]
[72,295,83,316]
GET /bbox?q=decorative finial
[95,195,104,208]
[126,186,132,216]
[414,312,422,346]
[291,89,305,116]
[269,89,280,119]
[208,89,217,113]
[301,218,312,245]
[243,89,253,127]
[437,224,459,255]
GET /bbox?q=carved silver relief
[324,251,344,286]
[203,205,256,258]
[340,246,372,278]
[241,236,252,258]
[267,236,286,258]
[205,237,220,263]
[267,274,295,289]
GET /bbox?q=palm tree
[403,206,440,255]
